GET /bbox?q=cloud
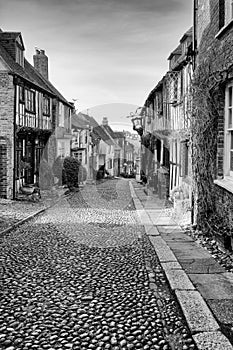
[0,0,193,112]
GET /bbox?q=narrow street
[0,179,197,350]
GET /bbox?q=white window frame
[224,82,233,177]
[58,140,65,158]
[225,0,233,24]
[58,102,64,127]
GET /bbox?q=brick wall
[195,0,233,248]
[214,184,233,250]
[0,73,15,198]
[196,0,211,47]
[0,140,7,198]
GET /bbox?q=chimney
[102,117,108,126]
[33,49,48,80]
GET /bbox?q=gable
[0,55,10,71]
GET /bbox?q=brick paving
[0,179,198,350]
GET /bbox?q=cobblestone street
[0,179,197,350]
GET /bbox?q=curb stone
[129,180,233,350]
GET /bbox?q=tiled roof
[113,131,125,138]
[71,112,113,144]
[25,61,72,106]
[93,125,113,144]
[0,34,71,106]
[180,27,193,42]
[167,44,182,60]
[72,113,91,130]
[102,124,115,138]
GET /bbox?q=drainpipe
[193,0,198,70]
[12,77,17,199]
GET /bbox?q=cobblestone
[0,179,197,349]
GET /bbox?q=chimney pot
[102,117,108,126]
[33,48,48,80]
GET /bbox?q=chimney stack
[33,48,48,80]
[102,117,108,126]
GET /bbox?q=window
[25,89,35,113]
[58,102,64,127]
[58,141,65,158]
[226,0,233,23]
[16,46,24,67]
[225,83,233,176]
[180,141,189,177]
[19,86,25,103]
[73,151,82,162]
[220,0,233,28]
[43,96,50,115]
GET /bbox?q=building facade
[0,30,73,198]
[138,28,193,204]
[193,0,233,250]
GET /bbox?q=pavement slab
[157,225,186,233]
[161,231,195,242]
[175,290,220,333]
[206,299,233,324]
[167,241,211,260]
[193,331,233,350]
[147,213,178,225]
[188,273,233,300]
[181,258,226,274]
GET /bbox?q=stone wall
[0,73,14,198]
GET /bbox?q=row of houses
[0,29,137,199]
[135,0,233,251]
[71,114,137,180]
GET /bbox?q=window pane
[229,109,232,128]
[229,86,232,107]
[230,151,233,171]
[231,133,233,150]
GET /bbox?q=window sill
[214,177,233,194]
[215,19,233,39]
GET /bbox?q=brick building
[0,30,73,198]
[193,0,233,250]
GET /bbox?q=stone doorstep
[193,331,233,350]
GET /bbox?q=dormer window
[15,36,24,67]
[16,46,24,66]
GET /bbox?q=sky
[0,0,193,130]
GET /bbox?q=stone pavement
[130,180,233,350]
[0,186,67,234]
[0,179,199,350]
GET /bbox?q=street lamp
[126,107,145,182]
[127,107,144,136]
